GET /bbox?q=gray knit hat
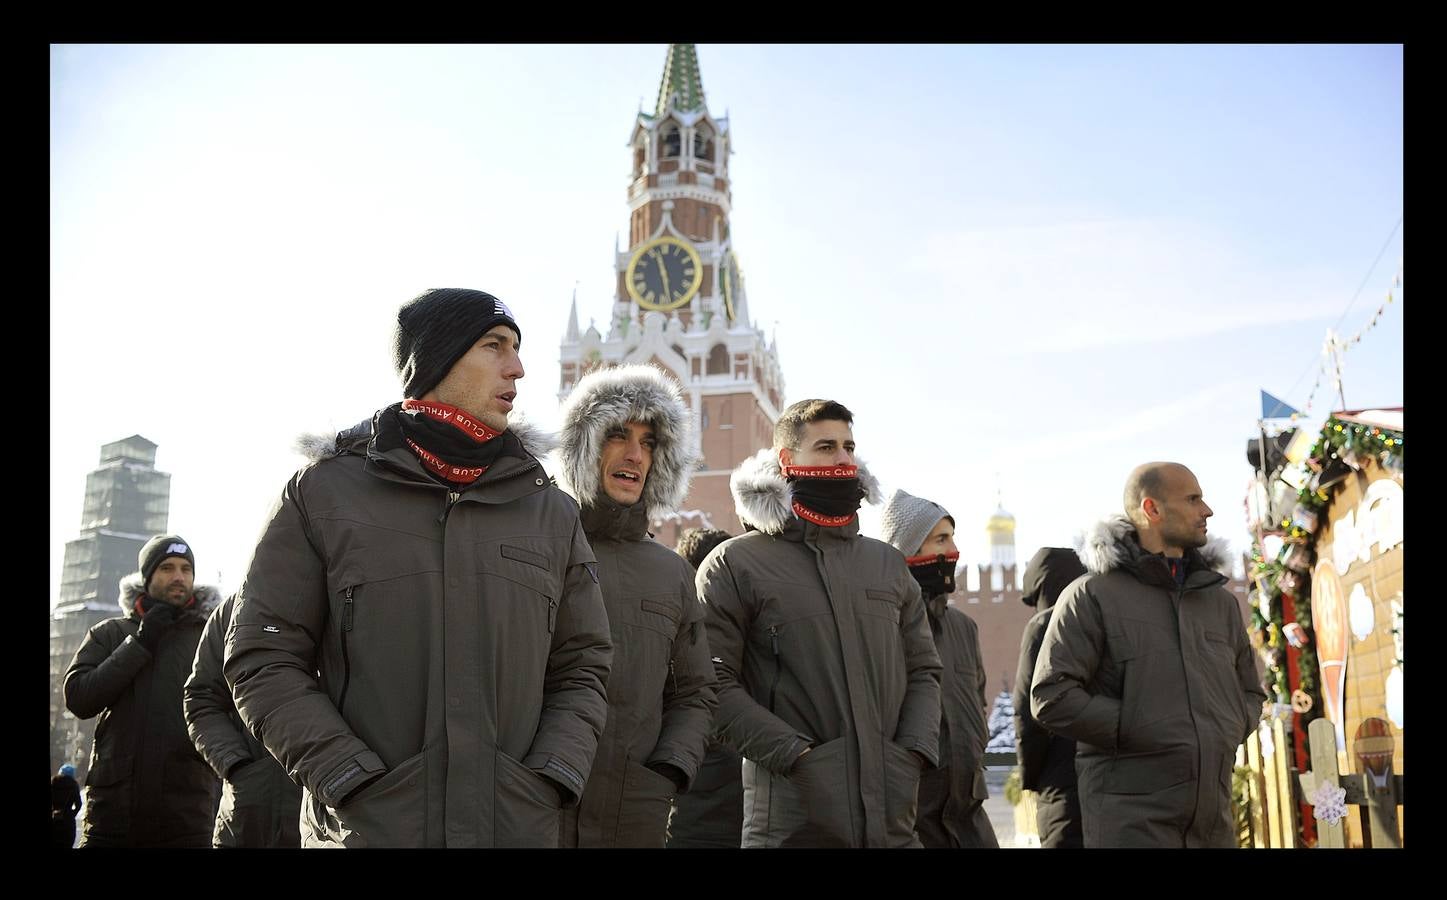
[877,489,954,557]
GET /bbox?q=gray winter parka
[223,407,613,848]
[699,449,942,848]
[917,593,998,848]
[560,500,718,846]
[184,592,303,847]
[1030,516,1266,848]
[63,576,223,847]
[554,365,717,847]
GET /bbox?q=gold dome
[986,505,1016,535]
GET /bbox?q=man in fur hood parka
[1030,462,1266,848]
[224,288,612,848]
[64,535,223,847]
[697,398,942,847]
[554,364,717,847]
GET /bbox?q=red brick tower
[559,44,785,546]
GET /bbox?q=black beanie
[394,288,522,399]
[139,534,195,588]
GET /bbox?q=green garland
[1246,415,1404,772]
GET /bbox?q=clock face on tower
[721,250,741,324]
[626,236,703,311]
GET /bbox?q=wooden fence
[1239,716,1403,848]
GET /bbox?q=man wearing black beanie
[226,288,612,848]
[64,534,223,847]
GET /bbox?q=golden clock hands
[659,263,672,299]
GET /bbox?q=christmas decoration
[1246,406,1402,847]
[1307,780,1348,825]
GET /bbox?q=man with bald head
[1030,462,1264,847]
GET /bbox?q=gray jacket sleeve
[699,551,813,775]
[184,595,254,780]
[1013,613,1051,787]
[63,620,150,720]
[521,517,613,805]
[890,572,943,767]
[1230,600,1268,744]
[969,614,989,720]
[224,472,381,808]
[1030,583,1123,751]
[646,570,718,791]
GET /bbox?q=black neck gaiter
[784,465,865,526]
[905,552,959,598]
[395,399,513,485]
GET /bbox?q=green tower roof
[655,43,706,116]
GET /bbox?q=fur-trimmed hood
[293,410,558,464]
[730,447,882,535]
[118,572,224,619]
[1078,514,1232,577]
[556,364,701,520]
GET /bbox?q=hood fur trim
[557,365,701,520]
[118,572,224,618]
[730,448,882,535]
[1079,514,1232,576]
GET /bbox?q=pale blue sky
[50,43,1403,601]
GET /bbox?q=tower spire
[655,43,706,116]
[565,284,580,342]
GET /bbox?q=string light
[1299,261,1402,416]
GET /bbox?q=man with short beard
[554,364,717,847]
[224,288,612,848]
[64,535,223,847]
[1031,462,1265,847]
[878,489,998,848]
[699,399,942,848]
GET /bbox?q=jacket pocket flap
[862,588,901,622]
[500,543,549,570]
[490,543,561,599]
[971,767,990,800]
[639,594,680,623]
[1102,753,1193,794]
[1106,629,1142,662]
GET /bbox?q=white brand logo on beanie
[494,299,514,318]
[166,542,189,555]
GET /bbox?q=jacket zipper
[768,625,782,713]
[669,657,679,696]
[338,586,355,715]
[1173,581,1206,837]
[437,489,461,525]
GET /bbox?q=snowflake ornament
[1307,780,1348,825]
